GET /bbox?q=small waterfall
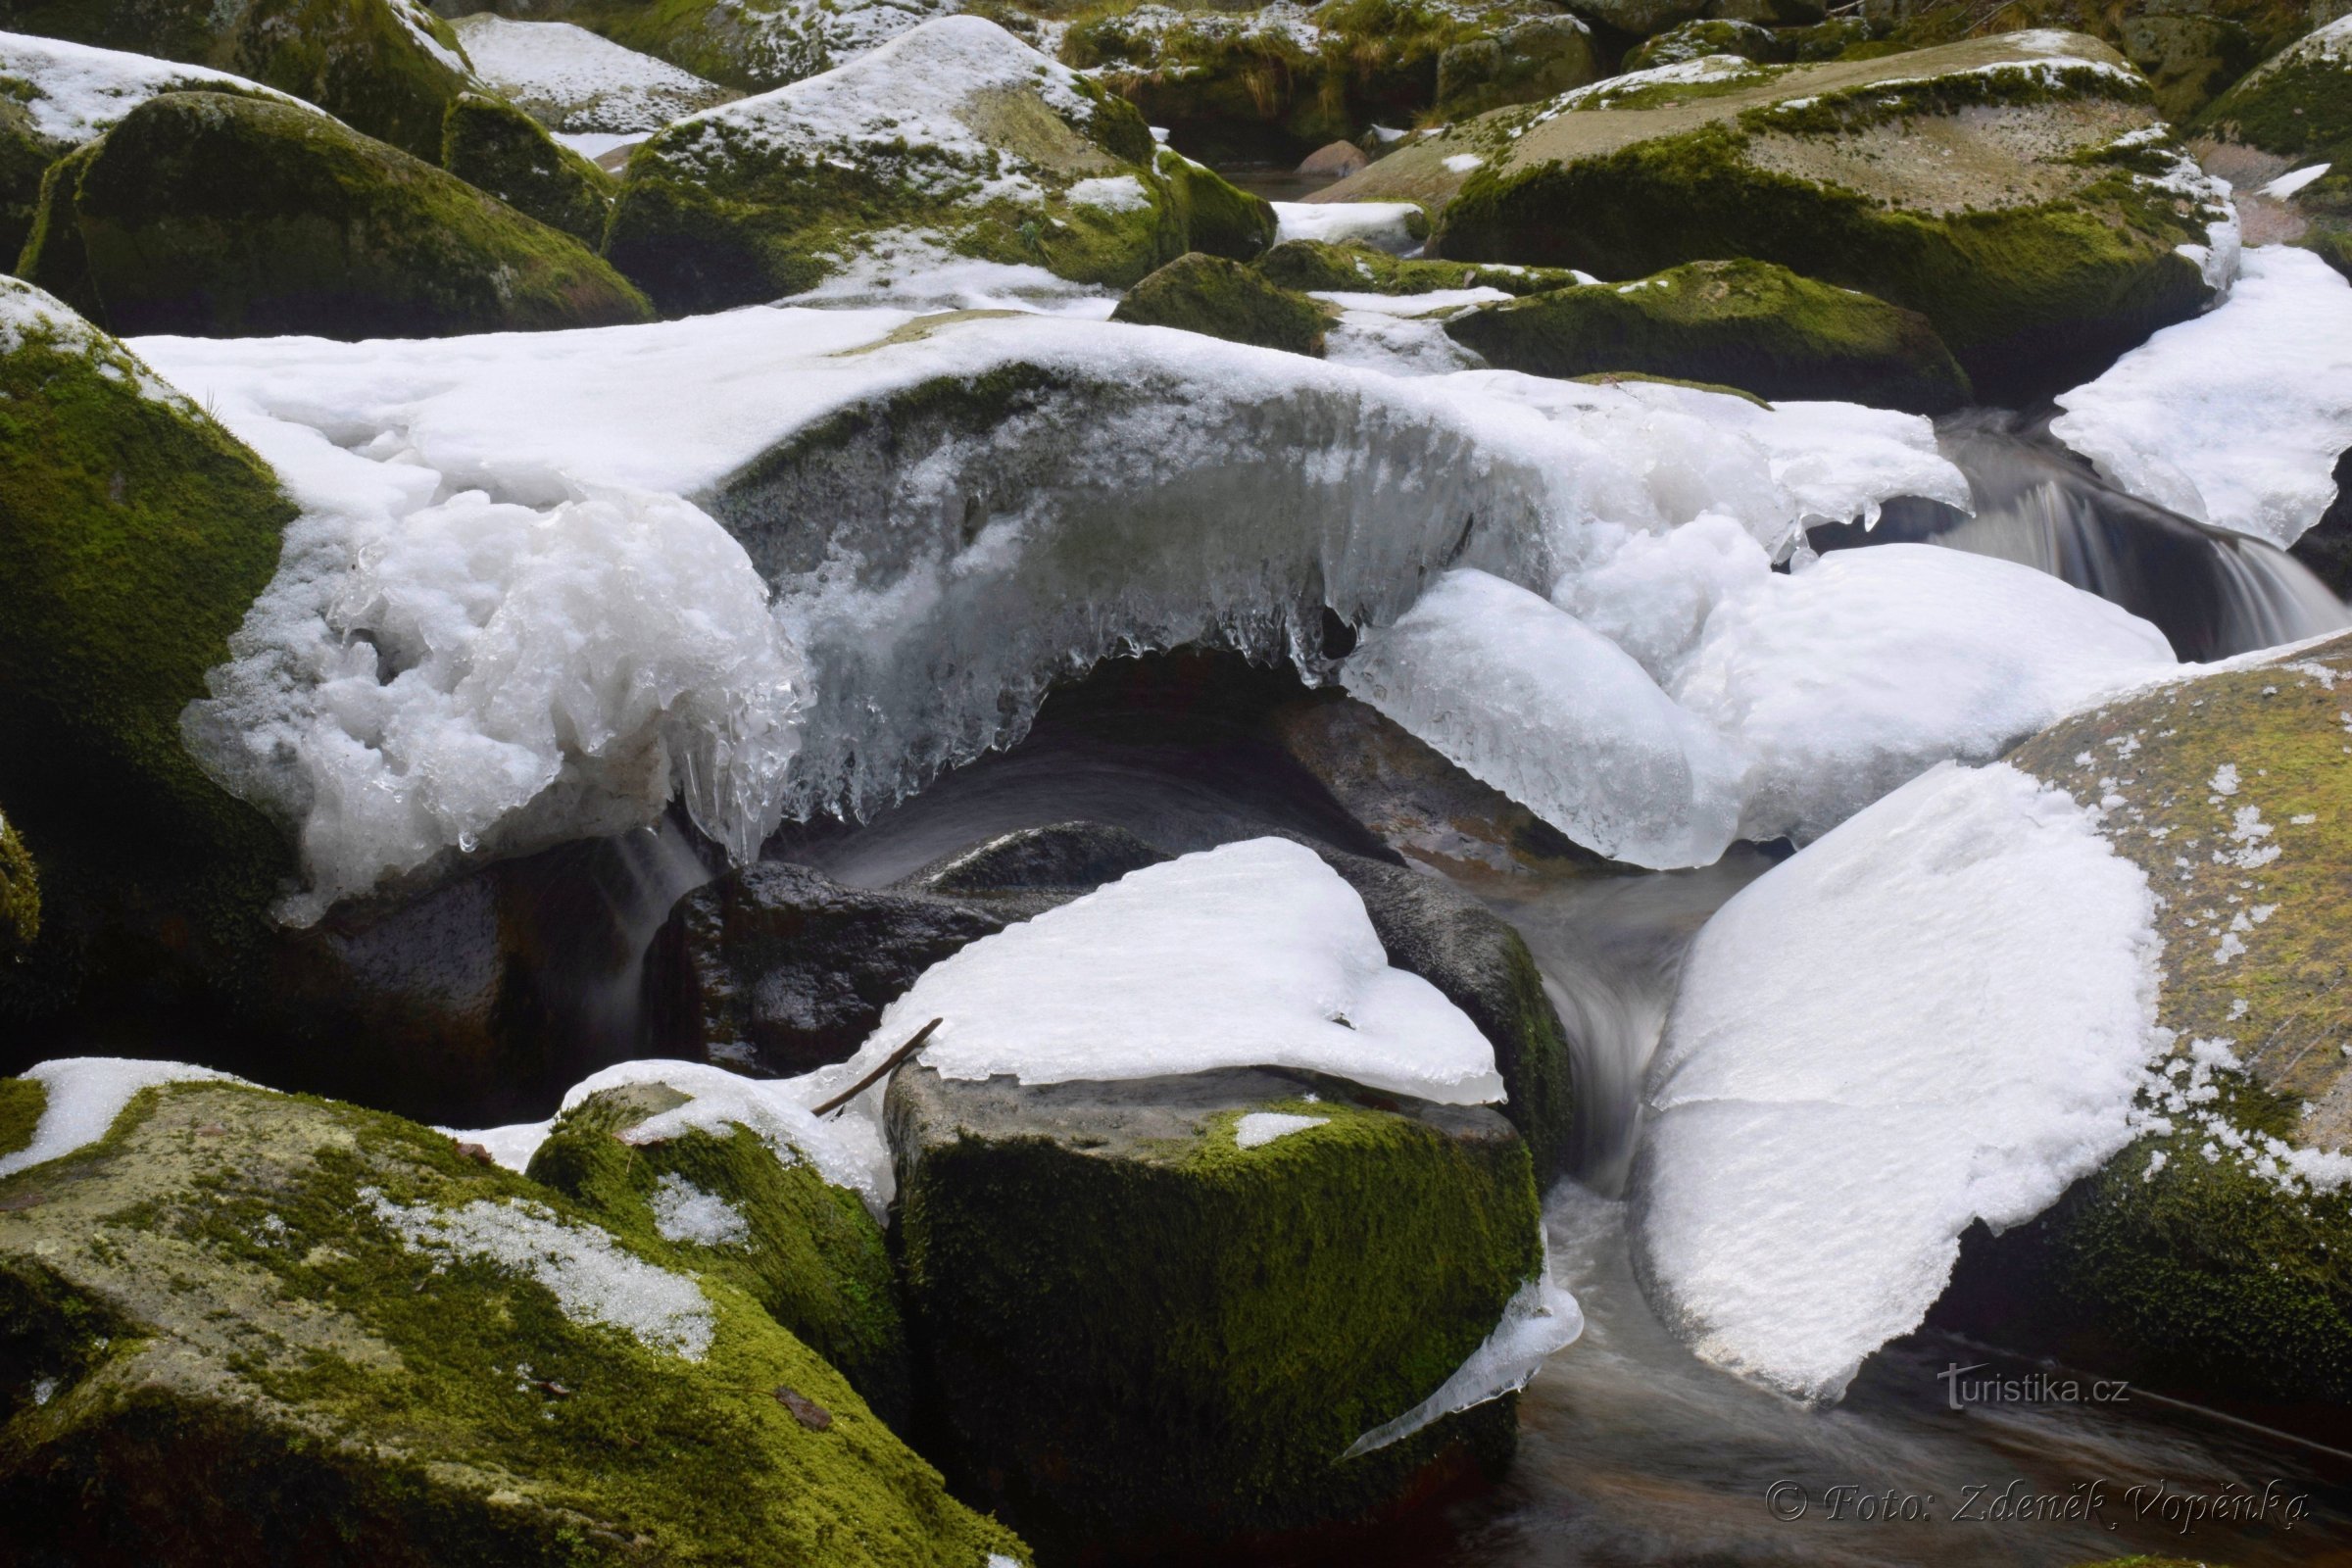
[1814,411,2350,662]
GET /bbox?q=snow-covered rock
[448,14,737,130]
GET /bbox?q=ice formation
[2051,247,2352,548]
[0,30,306,145]
[0,1058,241,1180]
[1342,1249,1584,1456]
[1346,569,1748,867]
[447,15,732,131]
[1630,761,2163,1402]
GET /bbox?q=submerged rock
[887,1061,1543,1556]
[0,1069,1027,1564]
[1111,251,1332,356]
[1444,256,1972,414]
[20,91,652,338]
[439,88,616,245]
[0,0,479,162]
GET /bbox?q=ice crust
[0,30,306,144]
[1342,1251,1584,1456]
[1630,761,2163,1402]
[2051,246,2352,547]
[0,1058,240,1180]
[448,15,731,130]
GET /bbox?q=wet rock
[900,819,1170,907]
[1110,251,1333,356]
[887,1061,1540,1557]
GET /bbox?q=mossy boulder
[0,0,478,163]
[887,1061,1543,1557]
[0,810,36,959]
[1443,256,1972,412]
[1415,32,2231,402]
[440,88,615,246]
[606,17,1258,314]
[19,90,652,337]
[1434,14,1600,121]
[1255,235,1586,295]
[1936,633,2352,1413]
[1623,19,1790,71]
[0,1073,1029,1563]
[445,11,741,128]
[1154,143,1279,261]
[2198,14,2352,158]
[450,0,959,96]
[1111,251,1333,356]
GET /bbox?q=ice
[1233,1111,1328,1149]
[1345,569,1748,868]
[1342,1247,1583,1456]
[0,1058,240,1180]
[1630,761,2162,1403]
[368,1191,716,1358]
[1272,201,1426,255]
[2051,247,2352,547]
[448,15,731,131]
[651,1173,752,1247]
[0,30,305,145]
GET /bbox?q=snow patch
[0,1058,242,1180]
[651,1173,752,1247]
[449,15,732,131]
[1272,201,1425,255]
[1234,1111,1329,1149]
[0,28,308,144]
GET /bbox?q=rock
[0,0,478,163]
[1153,146,1280,261]
[19,91,653,338]
[605,17,1265,313]
[1561,0,1712,35]
[525,1079,912,1427]
[0,810,36,958]
[1622,18,1790,71]
[2116,6,2262,120]
[1935,632,2352,1410]
[2199,13,2352,159]
[439,88,616,245]
[1110,252,1333,356]
[887,1061,1543,1556]
[901,819,1171,906]
[1255,235,1587,294]
[1707,0,1825,24]
[0,1070,1028,1564]
[1434,15,1600,122]
[446,12,740,130]
[1442,256,1973,413]
[1299,138,1369,177]
[2290,447,2352,585]
[454,0,964,95]
[1406,32,2233,402]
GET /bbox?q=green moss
[0,1077,40,1161]
[1111,251,1331,355]
[1433,15,1599,122]
[0,0,475,163]
[1444,256,1971,413]
[22,91,652,338]
[1153,146,1277,262]
[0,1080,1029,1564]
[440,90,615,249]
[1623,19,1789,73]
[0,277,297,1027]
[1255,236,1576,295]
[2199,28,2352,158]
[891,1067,1538,1556]
[0,812,36,957]
[526,1086,911,1427]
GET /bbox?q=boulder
[887,1061,1544,1556]
[605,17,1268,313]
[1442,256,1973,413]
[1255,235,1588,294]
[1153,144,1280,261]
[2115,5,2264,120]
[0,809,35,958]
[900,820,1171,908]
[2198,13,2352,158]
[0,0,478,163]
[445,12,739,130]
[0,1069,1028,1564]
[526,1079,912,1427]
[19,91,652,337]
[1622,18,1790,71]
[1936,632,2352,1411]
[1412,32,2235,401]
[1299,138,1370,177]
[448,0,962,95]
[439,88,615,245]
[1433,15,1600,122]
[1110,251,1333,356]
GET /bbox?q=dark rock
[2289,446,2352,593]
[902,819,1169,905]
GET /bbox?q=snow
[1443,154,1485,173]
[1069,174,1151,213]
[368,1190,716,1358]
[1272,201,1425,255]
[2259,163,2330,201]
[0,30,307,146]
[552,130,644,163]
[1343,1248,1583,1456]
[1346,569,1748,868]
[0,1058,240,1180]
[2051,247,2352,548]
[1234,1111,1328,1149]
[447,15,732,131]
[651,1173,752,1247]
[1631,760,2163,1403]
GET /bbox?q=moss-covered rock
[1443,256,1972,412]
[0,810,36,959]
[887,1061,1541,1557]
[453,0,961,96]
[1623,18,1790,71]
[0,1074,1029,1563]
[608,17,1250,314]
[1562,0,1711,35]
[439,88,615,246]
[1154,143,1279,261]
[19,90,651,337]
[0,0,478,163]
[1110,251,1332,355]
[524,1080,912,1428]
[2198,13,2352,158]
[1417,32,2230,401]
[1935,633,2352,1412]
[1434,14,1600,122]
[1255,235,1585,294]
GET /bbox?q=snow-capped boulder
[20,90,652,337]
[2198,12,2352,161]
[605,17,1270,312]
[0,0,478,162]
[0,1063,1028,1563]
[1110,251,1332,356]
[445,13,738,130]
[1443,256,1972,414]
[1321,31,2238,400]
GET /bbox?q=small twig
[812,1018,944,1117]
